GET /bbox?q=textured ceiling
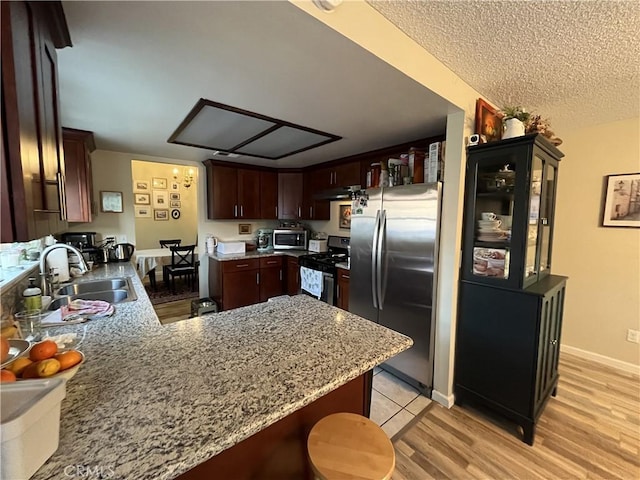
[368,0,640,135]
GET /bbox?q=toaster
[308,239,328,253]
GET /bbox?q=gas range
[299,236,350,274]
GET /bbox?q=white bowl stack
[477,219,506,242]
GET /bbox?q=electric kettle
[111,243,135,262]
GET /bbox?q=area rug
[144,281,199,305]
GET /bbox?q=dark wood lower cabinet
[455,275,567,445]
[336,268,350,311]
[177,371,372,480]
[286,257,300,295]
[209,257,286,310]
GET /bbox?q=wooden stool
[307,412,395,480]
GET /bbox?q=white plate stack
[477,219,506,242]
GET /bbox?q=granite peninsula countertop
[32,262,412,480]
[208,249,309,261]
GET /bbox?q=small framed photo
[134,193,150,205]
[170,192,180,201]
[152,190,169,208]
[152,177,167,189]
[134,180,150,192]
[170,182,180,191]
[339,204,351,229]
[154,209,169,221]
[100,191,123,213]
[135,206,152,218]
[602,173,640,227]
[238,223,251,235]
[475,98,501,143]
[170,200,181,208]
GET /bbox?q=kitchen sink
[56,278,129,295]
[48,277,137,311]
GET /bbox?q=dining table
[133,247,199,290]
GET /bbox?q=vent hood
[313,185,362,201]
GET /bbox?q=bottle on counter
[23,277,42,310]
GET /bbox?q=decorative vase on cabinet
[455,133,569,446]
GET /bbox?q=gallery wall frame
[134,180,150,192]
[153,190,169,208]
[602,172,640,227]
[339,204,351,229]
[475,98,501,143]
[154,209,169,221]
[152,177,167,189]
[134,193,150,205]
[135,206,152,218]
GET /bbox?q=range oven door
[301,269,335,305]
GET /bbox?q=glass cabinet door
[538,161,557,278]
[524,156,543,283]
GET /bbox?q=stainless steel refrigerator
[350,183,441,394]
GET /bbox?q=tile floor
[370,367,432,438]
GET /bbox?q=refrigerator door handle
[376,209,386,310]
[371,209,381,309]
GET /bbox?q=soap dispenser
[23,277,42,310]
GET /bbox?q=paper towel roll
[46,247,70,282]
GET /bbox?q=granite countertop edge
[208,249,309,261]
[32,264,411,480]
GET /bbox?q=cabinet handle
[298,206,301,218]
[279,269,282,281]
[234,205,238,217]
[341,274,350,280]
[256,272,260,284]
[236,263,249,268]
[550,339,557,345]
[240,205,244,217]
[267,260,277,264]
[310,206,313,218]
[275,206,278,218]
[541,217,549,226]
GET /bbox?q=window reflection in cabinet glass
[525,157,543,279]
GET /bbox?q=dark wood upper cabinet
[302,171,330,220]
[63,128,95,223]
[260,170,278,220]
[237,168,260,219]
[205,162,237,219]
[278,172,304,220]
[335,161,361,186]
[1,1,70,241]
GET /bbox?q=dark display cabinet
[456,134,568,445]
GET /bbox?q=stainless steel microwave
[273,229,308,250]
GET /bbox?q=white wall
[554,117,640,367]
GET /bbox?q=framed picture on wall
[152,177,167,189]
[135,206,152,218]
[475,98,501,143]
[100,191,123,213]
[134,193,150,205]
[152,190,169,208]
[134,180,150,192]
[339,204,351,229]
[170,182,180,191]
[170,200,181,208]
[170,192,180,201]
[602,172,640,227]
[154,209,169,221]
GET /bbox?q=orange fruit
[1,369,16,382]
[35,358,60,377]
[1,337,9,363]
[29,340,58,361]
[7,357,33,376]
[55,350,83,371]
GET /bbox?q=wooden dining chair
[159,239,181,248]
[165,244,197,294]
[159,239,182,283]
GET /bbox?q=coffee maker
[256,229,273,251]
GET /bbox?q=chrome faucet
[39,244,89,295]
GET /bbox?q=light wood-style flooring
[393,353,640,479]
[153,298,192,325]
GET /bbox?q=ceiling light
[313,0,343,13]
[168,99,341,160]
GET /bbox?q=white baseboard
[561,344,640,375]
[431,389,455,408]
